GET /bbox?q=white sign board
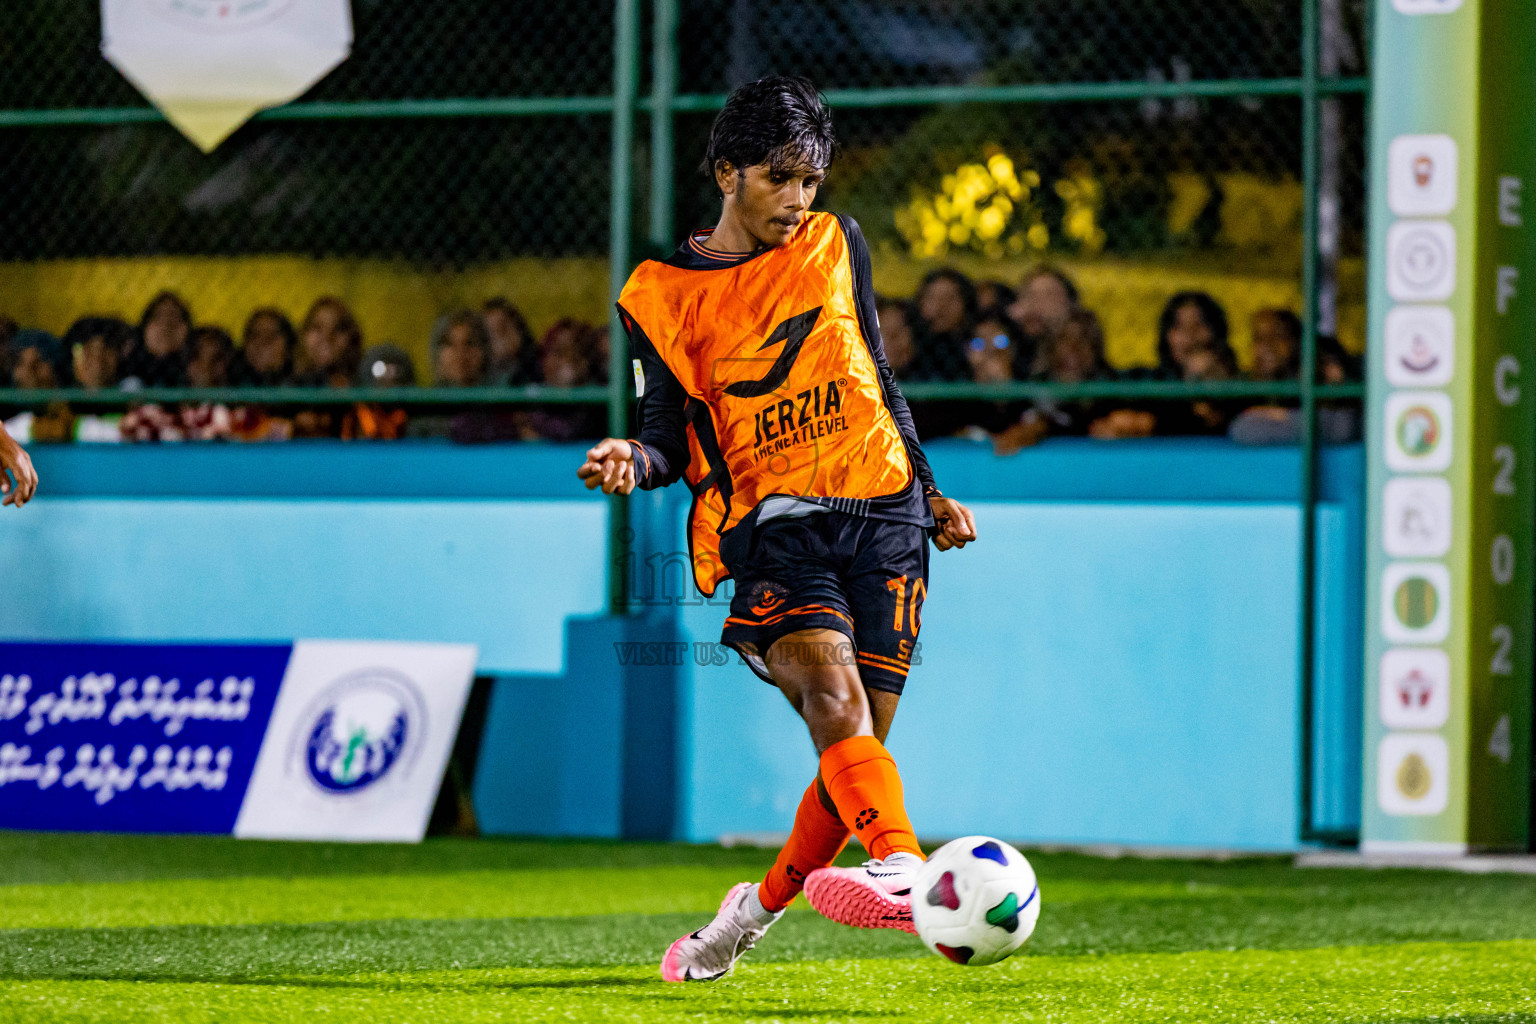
[234,640,477,842]
[102,0,353,152]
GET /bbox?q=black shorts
[720,510,929,695]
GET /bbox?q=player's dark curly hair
[702,75,836,194]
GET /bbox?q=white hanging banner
[101,0,353,153]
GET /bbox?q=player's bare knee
[798,677,871,742]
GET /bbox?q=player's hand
[0,433,38,508]
[929,496,976,551]
[578,437,638,495]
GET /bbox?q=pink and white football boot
[802,852,921,933]
[660,882,783,982]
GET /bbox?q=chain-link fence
[0,0,1366,433]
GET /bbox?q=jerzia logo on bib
[725,307,823,398]
[750,377,847,459]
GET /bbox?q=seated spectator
[182,326,236,439]
[523,318,606,441]
[226,310,298,442]
[909,268,977,380]
[359,343,417,388]
[123,326,237,442]
[1155,290,1233,379]
[292,297,362,388]
[346,343,415,441]
[1227,307,1303,439]
[187,326,234,389]
[10,330,65,389]
[232,309,296,386]
[912,307,1027,442]
[1249,308,1302,381]
[874,296,916,378]
[958,311,1024,436]
[483,298,539,385]
[1006,265,1077,378]
[1167,342,1240,435]
[410,311,492,439]
[64,317,130,391]
[539,318,601,388]
[65,317,131,442]
[1034,306,1113,386]
[974,280,1016,319]
[122,291,193,388]
[4,330,73,443]
[434,310,490,387]
[1149,290,1240,435]
[291,297,363,438]
[991,306,1152,451]
[1317,334,1361,385]
[1230,334,1363,445]
[1016,306,1112,448]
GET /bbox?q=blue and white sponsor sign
[0,639,476,842]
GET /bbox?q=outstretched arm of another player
[0,421,38,508]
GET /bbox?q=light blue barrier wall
[674,502,1339,850]
[3,444,608,675]
[652,439,1365,850]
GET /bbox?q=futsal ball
[912,836,1040,966]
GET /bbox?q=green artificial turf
[2,832,1534,1022]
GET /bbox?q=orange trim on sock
[818,736,924,861]
[760,780,851,912]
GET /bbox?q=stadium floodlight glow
[101,0,353,152]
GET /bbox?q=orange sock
[760,780,851,912]
[819,735,924,860]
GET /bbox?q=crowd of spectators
[878,265,1361,452]
[0,294,606,443]
[0,267,1360,449]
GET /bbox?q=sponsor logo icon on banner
[1382,476,1452,557]
[297,670,424,795]
[1386,221,1456,301]
[1379,648,1451,729]
[1380,561,1451,643]
[1387,135,1458,216]
[1384,391,1453,471]
[1377,733,1449,815]
[233,640,476,843]
[1384,306,1454,387]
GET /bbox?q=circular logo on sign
[1396,229,1450,289]
[1395,751,1433,801]
[1395,405,1441,457]
[146,0,295,32]
[1393,576,1439,630]
[291,670,426,796]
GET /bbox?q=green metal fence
[0,0,1368,842]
